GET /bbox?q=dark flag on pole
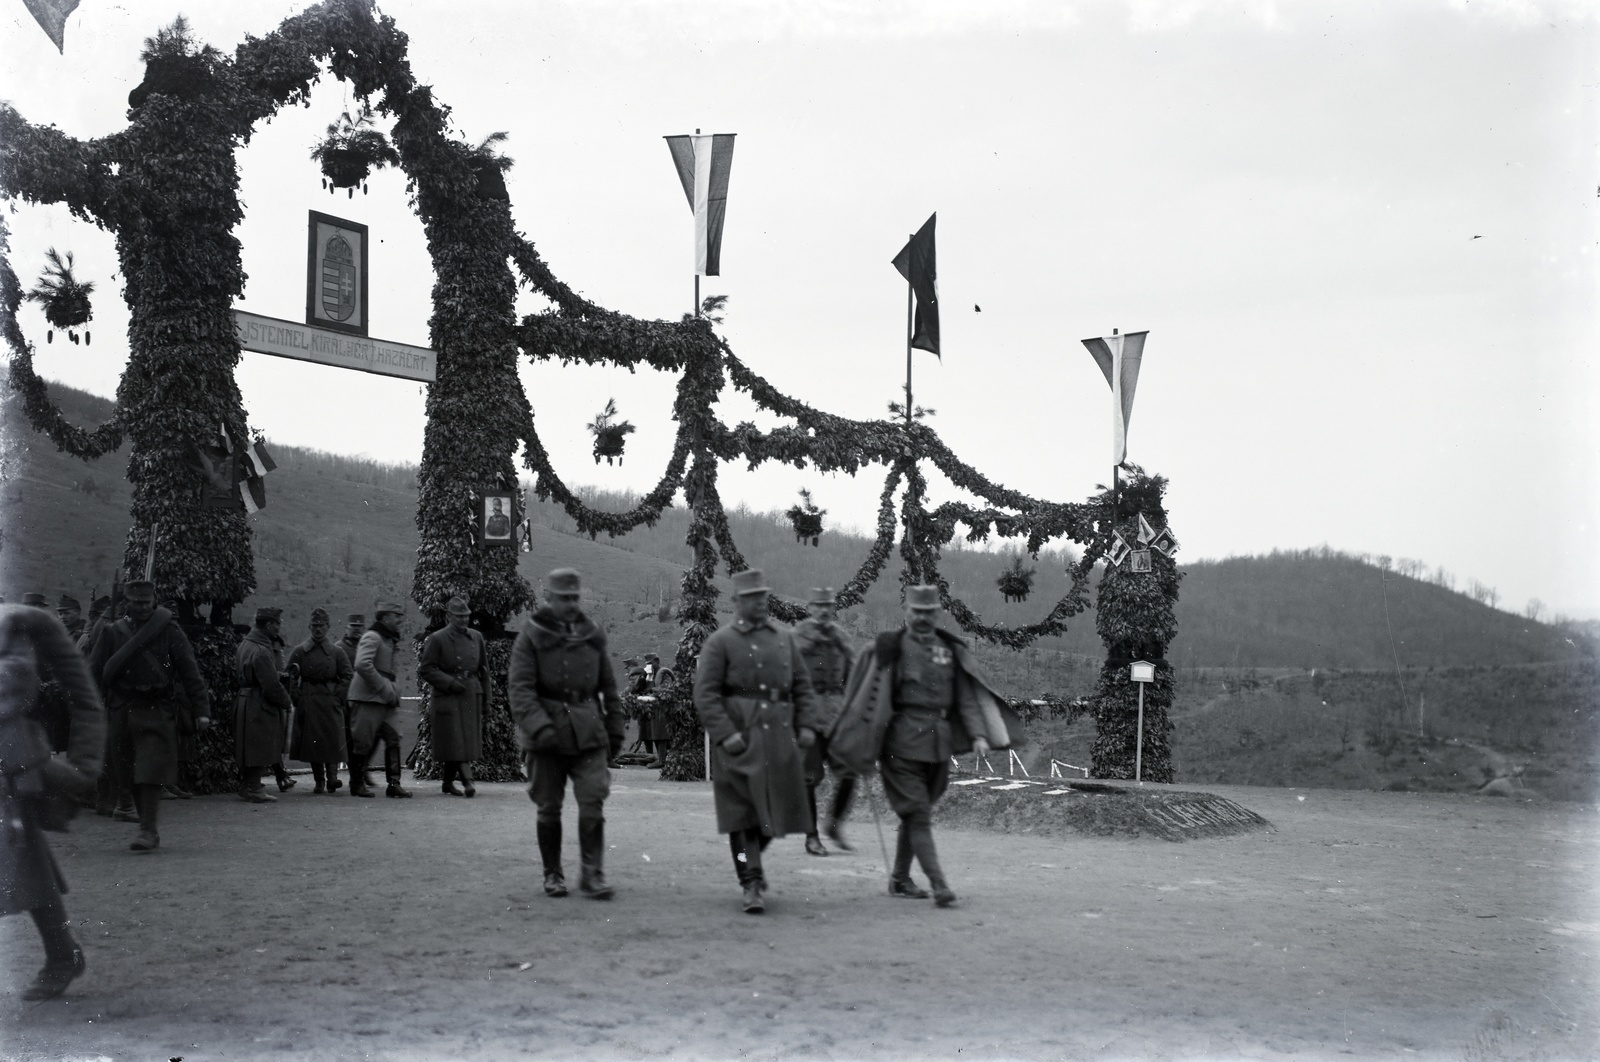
[21,0,80,53]
[891,213,940,357]
[664,133,736,276]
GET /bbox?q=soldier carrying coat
[831,585,1022,908]
[507,569,625,899]
[692,568,824,915]
[419,596,489,797]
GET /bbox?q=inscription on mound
[934,777,1274,841]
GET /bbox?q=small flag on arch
[892,213,940,357]
[1081,330,1148,465]
[664,132,736,276]
[239,437,277,514]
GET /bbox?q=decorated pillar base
[178,624,244,795]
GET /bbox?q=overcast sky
[3,0,1595,618]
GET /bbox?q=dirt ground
[2,771,1596,1062]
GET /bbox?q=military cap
[254,606,283,625]
[123,581,156,599]
[644,652,660,662]
[346,612,366,624]
[545,569,581,596]
[445,596,471,616]
[21,592,48,608]
[807,587,836,606]
[905,585,941,609]
[57,594,82,611]
[730,569,770,596]
[309,607,330,623]
[623,657,640,667]
[374,601,406,617]
[89,595,111,614]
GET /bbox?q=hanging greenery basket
[587,398,635,465]
[786,488,826,547]
[25,248,94,345]
[311,104,399,195]
[997,555,1036,602]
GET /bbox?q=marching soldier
[692,569,824,914]
[1,604,104,998]
[287,608,352,794]
[234,607,291,802]
[347,602,410,799]
[76,596,111,654]
[86,580,212,849]
[507,569,624,899]
[832,585,1020,908]
[792,587,857,856]
[418,597,489,797]
[337,612,370,789]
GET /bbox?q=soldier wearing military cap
[86,580,212,850]
[693,568,825,914]
[831,585,1022,908]
[337,612,370,788]
[77,596,111,655]
[508,569,625,899]
[234,606,291,802]
[346,602,410,798]
[419,597,489,796]
[288,607,353,794]
[792,587,858,856]
[55,596,84,644]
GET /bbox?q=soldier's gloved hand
[795,727,817,749]
[720,732,748,756]
[972,736,992,757]
[531,724,557,750]
[448,679,467,694]
[195,716,212,733]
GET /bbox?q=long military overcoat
[418,624,489,762]
[87,607,210,784]
[693,617,823,836]
[287,637,351,763]
[506,610,623,756]
[235,628,291,769]
[0,606,105,917]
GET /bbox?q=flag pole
[904,236,914,432]
[1110,328,1120,530]
[694,273,700,318]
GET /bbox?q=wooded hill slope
[1,379,1587,677]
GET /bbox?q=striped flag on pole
[664,133,736,276]
[239,438,276,514]
[1081,331,1148,465]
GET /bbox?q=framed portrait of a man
[479,493,515,546]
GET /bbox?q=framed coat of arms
[305,210,369,336]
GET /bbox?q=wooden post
[904,243,914,431]
[1135,680,1145,783]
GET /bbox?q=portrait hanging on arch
[478,492,516,546]
[306,210,369,336]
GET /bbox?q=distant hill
[2,378,1590,678]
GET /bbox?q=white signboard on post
[233,309,437,383]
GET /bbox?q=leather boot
[538,821,567,896]
[273,764,296,792]
[889,821,927,898]
[906,818,954,906]
[459,762,475,798]
[825,776,857,851]
[130,784,161,851]
[311,763,327,794]
[578,817,613,899]
[326,763,342,792]
[384,745,411,798]
[21,947,85,1001]
[730,833,764,913]
[441,762,462,796]
[348,751,375,797]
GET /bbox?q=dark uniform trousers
[527,747,611,826]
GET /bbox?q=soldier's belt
[814,686,845,696]
[723,689,791,701]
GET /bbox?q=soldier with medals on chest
[692,569,825,914]
[86,581,211,849]
[831,585,1022,908]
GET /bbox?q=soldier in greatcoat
[337,612,370,788]
[346,602,410,798]
[234,607,291,803]
[418,597,489,797]
[792,587,857,856]
[287,608,353,794]
[55,595,85,645]
[507,569,624,899]
[1,605,104,999]
[692,568,824,914]
[831,585,1021,908]
[86,580,211,849]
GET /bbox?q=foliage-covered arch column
[1088,466,1181,781]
